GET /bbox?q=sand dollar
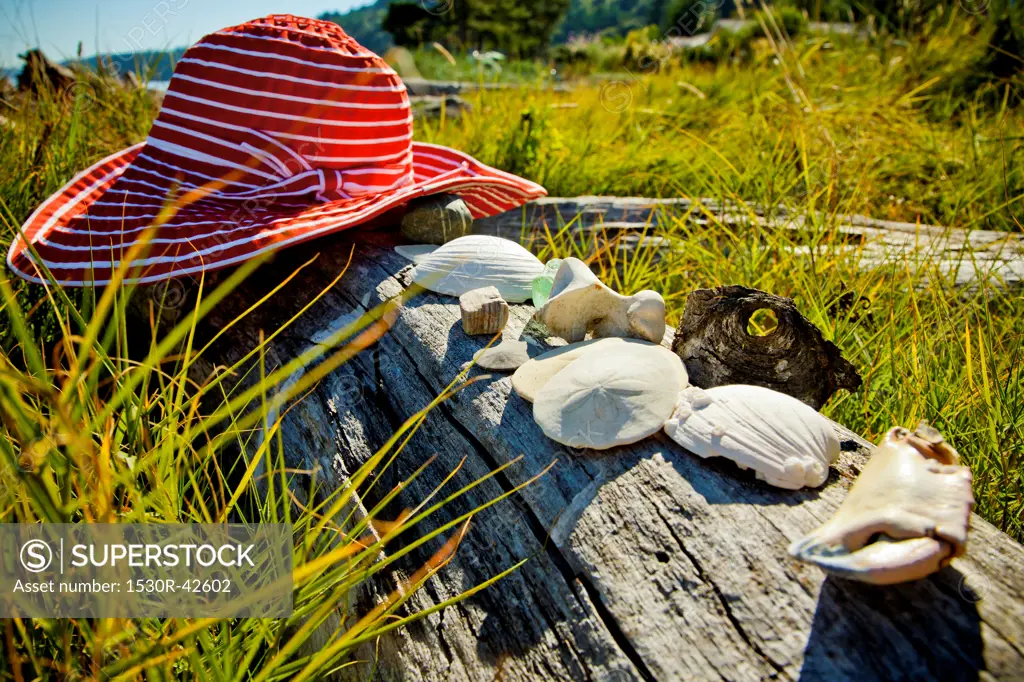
[533,344,685,450]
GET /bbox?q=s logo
[20,539,53,573]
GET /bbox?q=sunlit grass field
[419,30,1022,231]
[0,229,532,678]
[0,16,1021,677]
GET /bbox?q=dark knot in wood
[671,285,862,410]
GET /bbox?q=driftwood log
[17,49,75,93]
[185,226,1024,682]
[475,197,1024,289]
[672,286,863,409]
[402,78,574,96]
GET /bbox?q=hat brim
[8,141,546,286]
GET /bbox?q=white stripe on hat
[190,41,394,74]
[178,57,405,92]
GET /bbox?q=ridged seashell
[533,343,687,450]
[460,287,509,336]
[409,235,544,302]
[788,423,973,585]
[536,258,666,343]
[663,384,840,489]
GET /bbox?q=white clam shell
[788,424,974,584]
[663,384,840,490]
[409,235,544,302]
[533,344,687,450]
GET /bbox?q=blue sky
[1,0,369,68]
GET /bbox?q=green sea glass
[531,259,562,308]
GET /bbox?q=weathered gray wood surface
[192,230,1024,682]
[475,197,1024,289]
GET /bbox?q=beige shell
[460,287,509,336]
[532,343,687,450]
[512,338,679,403]
[663,384,840,490]
[535,258,666,343]
[409,235,544,302]
[788,423,974,585]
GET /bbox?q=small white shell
[534,344,687,450]
[663,384,840,490]
[409,235,544,302]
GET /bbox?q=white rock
[663,384,840,490]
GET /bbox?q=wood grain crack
[652,504,788,679]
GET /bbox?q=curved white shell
[663,384,840,490]
[409,235,544,302]
[394,244,439,262]
[533,344,687,450]
[788,423,974,584]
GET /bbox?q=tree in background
[662,0,731,35]
[383,0,571,56]
[323,0,739,52]
[320,2,394,54]
[553,0,671,41]
[382,3,439,46]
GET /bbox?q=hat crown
[7,14,546,287]
[240,14,367,48]
[148,14,413,198]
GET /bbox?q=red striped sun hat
[8,14,547,286]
